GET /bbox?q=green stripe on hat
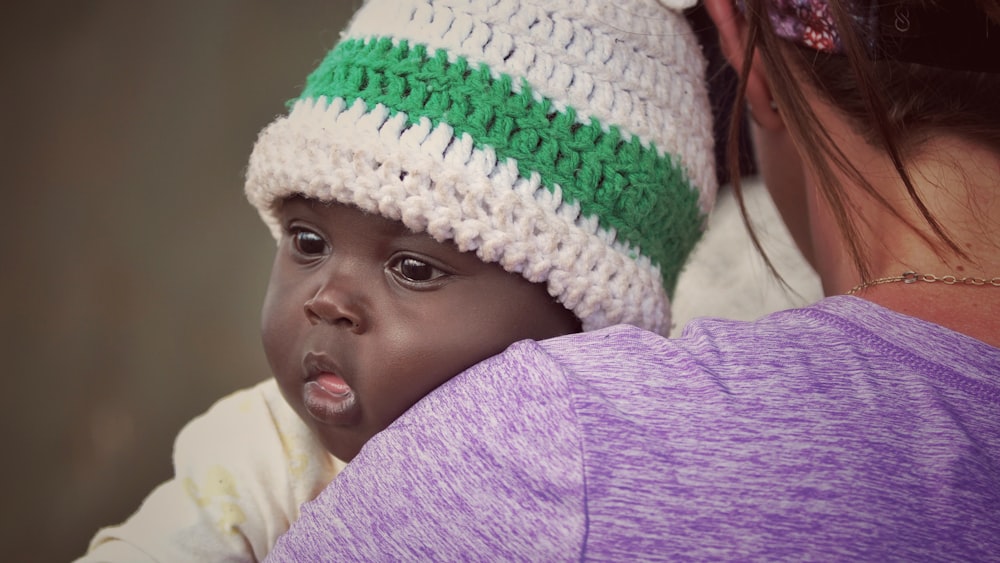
[298,37,703,293]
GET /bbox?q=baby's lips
[314,372,352,396]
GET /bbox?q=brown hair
[726,0,1000,283]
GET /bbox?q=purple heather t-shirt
[268,296,1000,561]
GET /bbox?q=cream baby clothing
[78,378,344,562]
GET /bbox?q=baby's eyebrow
[357,215,442,249]
[389,227,468,256]
[367,215,415,238]
[389,228,444,247]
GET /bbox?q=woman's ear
[704,0,783,131]
[704,0,745,65]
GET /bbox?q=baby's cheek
[367,333,459,419]
[260,284,301,357]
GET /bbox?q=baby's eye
[389,256,449,284]
[290,228,327,256]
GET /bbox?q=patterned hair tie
[768,0,843,53]
[745,0,1000,73]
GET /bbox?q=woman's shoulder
[538,295,999,379]
[335,297,1000,561]
[511,296,1000,440]
[398,294,999,472]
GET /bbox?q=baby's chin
[312,423,374,463]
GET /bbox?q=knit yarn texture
[246,0,716,335]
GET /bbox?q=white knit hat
[246,0,716,335]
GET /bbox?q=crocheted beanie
[246,0,716,335]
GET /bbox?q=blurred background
[1,3,818,562]
[3,3,359,560]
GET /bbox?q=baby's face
[262,197,580,461]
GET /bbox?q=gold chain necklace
[847,271,1000,295]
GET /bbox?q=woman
[266,0,1000,560]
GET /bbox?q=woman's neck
[858,285,1000,348]
[818,133,1000,347]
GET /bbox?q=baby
[260,195,581,462]
[79,0,715,560]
